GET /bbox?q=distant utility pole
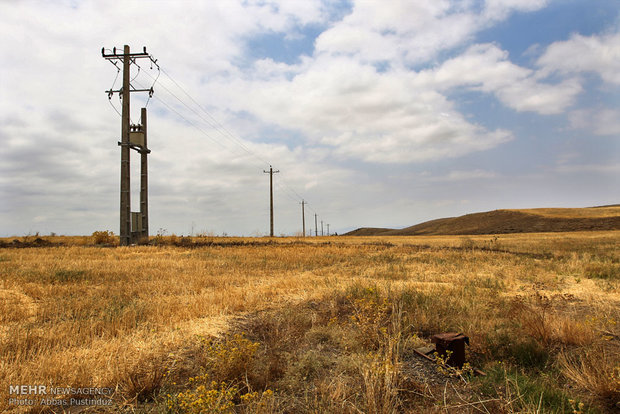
[321,220,324,236]
[103,45,157,246]
[327,223,330,236]
[314,214,318,236]
[263,165,280,237]
[300,200,307,237]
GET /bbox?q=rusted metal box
[431,332,469,368]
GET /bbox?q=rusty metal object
[431,332,469,368]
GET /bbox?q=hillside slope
[344,206,620,236]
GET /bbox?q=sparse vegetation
[0,232,618,412]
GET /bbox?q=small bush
[201,333,260,382]
[91,230,116,245]
[168,378,274,414]
[558,345,620,402]
[119,356,165,403]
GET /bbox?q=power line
[147,67,318,214]
[133,58,327,233]
[155,70,318,214]
[140,71,265,168]
[159,68,271,166]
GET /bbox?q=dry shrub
[556,317,596,347]
[558,344,620,403]
[167,333,275,414]
[513,293,554,345]
[359,352,401,414]
[91,230,116,245]
[349,287,392,348]
[116,353,166,404]
[200,333,260,383]
[510,293,596,347]
[357,298,405,414]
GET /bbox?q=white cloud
[206,53,513,163]
[537,31,620,85]
[314,1,480,65]
[314,0,549,66]
[424,43,582,114]
[427,169,498,181]
[483,0,549,21]
[569,109,620,136]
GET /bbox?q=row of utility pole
[105,45,331,241]
[264,170,331,237]
[262,167,331,237]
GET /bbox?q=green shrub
[476,363,595,413]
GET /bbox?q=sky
[0,0,619,237]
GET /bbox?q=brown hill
[344,206,620,236]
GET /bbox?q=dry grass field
[1,232,619,413]
[514,207,620,219]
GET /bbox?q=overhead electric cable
[159,68,271,166]
[134,61,327,229]
[155,69,313,206]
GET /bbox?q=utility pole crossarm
[106,87,154,95]
[101,46,158,66]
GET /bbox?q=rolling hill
[344,206,620,236]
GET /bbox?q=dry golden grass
[513,206,620,219]
[0,232,618,412]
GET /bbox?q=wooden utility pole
[321,220,324,236]
[103,45,158,246]
[300,200,306,237]
[314,214,318,236]
[263,165,280,237]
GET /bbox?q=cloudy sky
[1,0,618,237]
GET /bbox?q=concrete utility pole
[103,45,158,245]
[140,108,149,240]
[120,45,131,246]
[327,223,330,236]
[321,220,324,236]
[314,214,318,236]
[263,165,280,237]
[300,200,307,237]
